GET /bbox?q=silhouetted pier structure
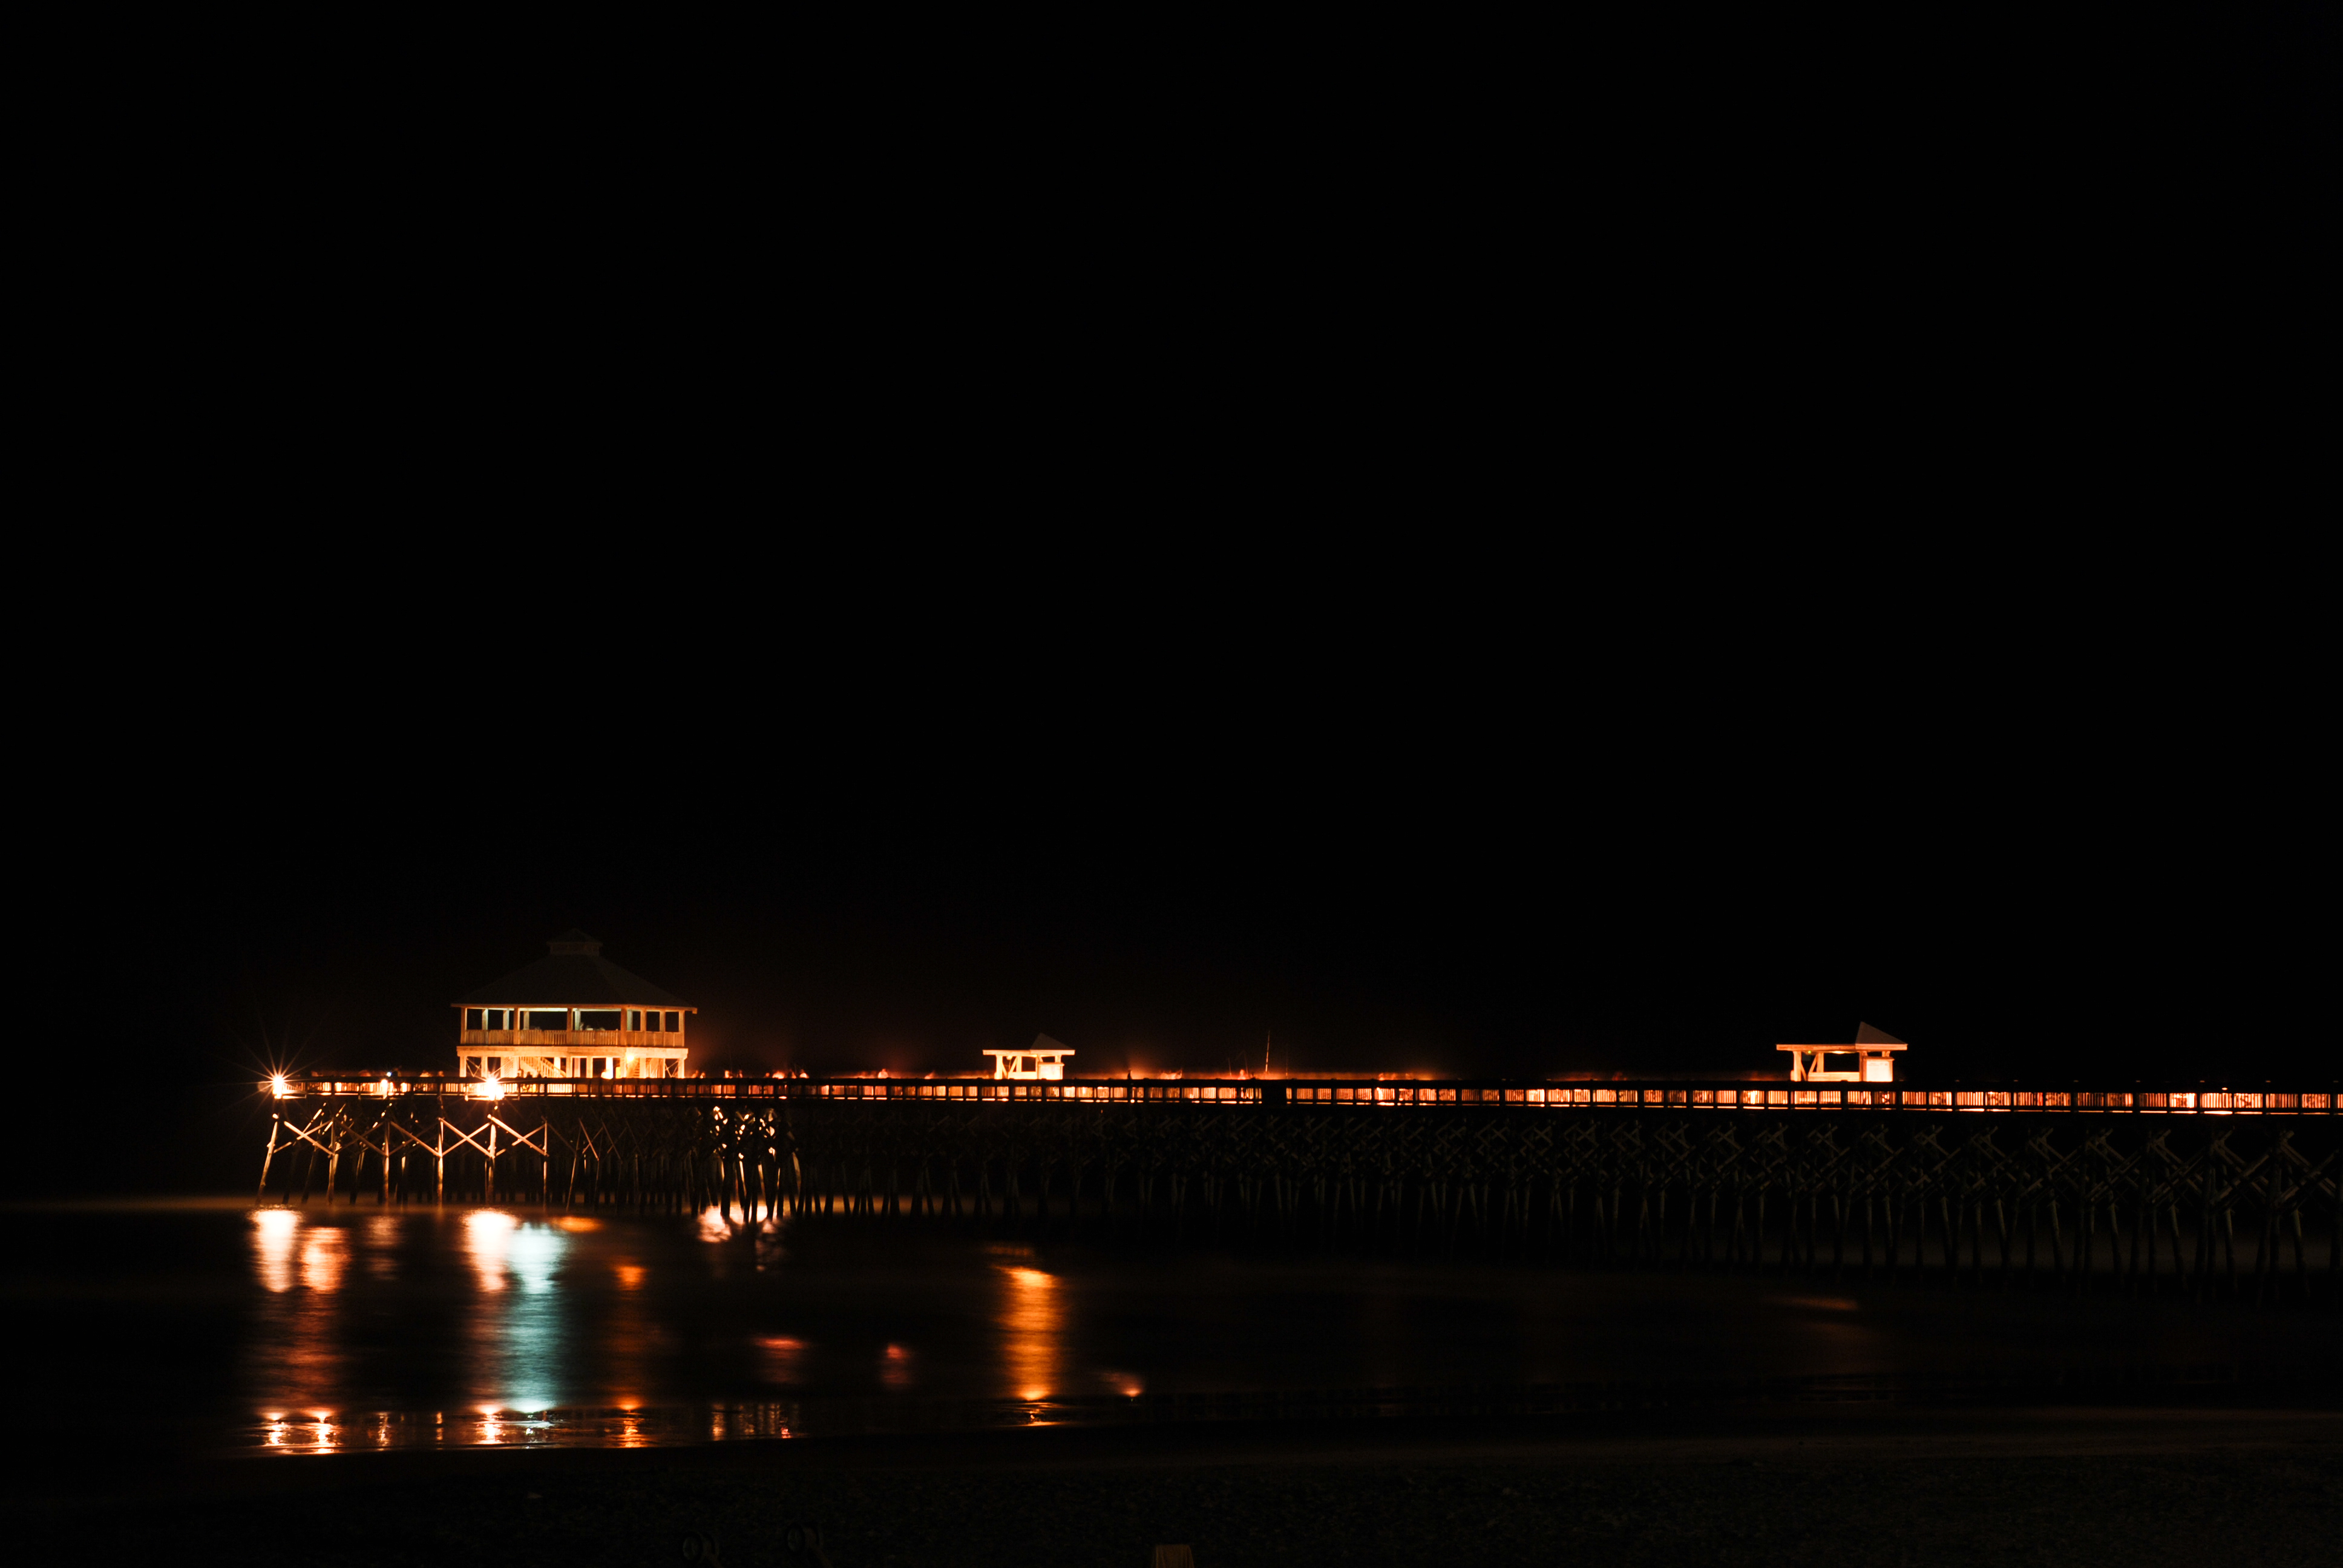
[258,1074,2341,1306]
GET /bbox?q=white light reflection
[507,1225,562,1294]
[252,1209,298,1293]
[460,1213,570,1420]
[464,1210,517,1291]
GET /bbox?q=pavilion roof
[454,930,689,1008]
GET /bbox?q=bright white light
[270,1074,289,1098]
[506,1224,563,1293]
[252,1209,298,1292]
[475,1073,505,1101]
[464,1210,517,1290]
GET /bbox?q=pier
[258,1074,2342,1306]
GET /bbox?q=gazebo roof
[454,930,689,1008]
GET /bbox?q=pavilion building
[454,930,693,1080]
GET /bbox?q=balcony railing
[457,1030,683,1049]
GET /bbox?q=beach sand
[7,1405,2339,1566]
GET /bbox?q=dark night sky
[16,555,2316,1196]
[14,3,2327,1192]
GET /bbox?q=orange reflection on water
[997,1266,1062,1403]
[249,1210,347,1419]
[882,1343,916,1391]
[554,1217,602,1233]
[464,1210,517,1292]
[759,1336,807,1383]
[252,1209,298,1293]
[600,1258,654,1407]
[364,1216,400,1280]
[300,1227,347,1292]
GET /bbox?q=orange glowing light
[997,1264,1062,1403]
[761,1335,808,1382]
[300,1227,347,1291]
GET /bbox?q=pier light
[270,1074,289,1099]
[475,1073,505,1101]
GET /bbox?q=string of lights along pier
[258,935,2341,1306]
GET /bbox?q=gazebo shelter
[985,1036,1075,1080]
[454,930,693,1080]
[1777,1022,1909,1083]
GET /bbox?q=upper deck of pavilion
[454,932,694,1081]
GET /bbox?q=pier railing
[263,1074,2339,1116]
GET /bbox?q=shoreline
[8,1405,2341,1564]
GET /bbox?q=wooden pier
[258,1076,2342,1305]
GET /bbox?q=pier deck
[267,1074,2338,1116]
[255,1076,2341,1305]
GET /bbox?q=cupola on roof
[455,931,689,1008]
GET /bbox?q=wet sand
[10,1405,2340,1566]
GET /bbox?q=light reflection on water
[300,1227,346,1292]
[252,1209,297,1293]
[462,1210,516,1292]
[19,1201,2336,1456]
[998,1264,1062,1406]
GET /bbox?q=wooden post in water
[258,1116,280,1203]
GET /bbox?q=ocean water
[5,1198,2336,1455]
